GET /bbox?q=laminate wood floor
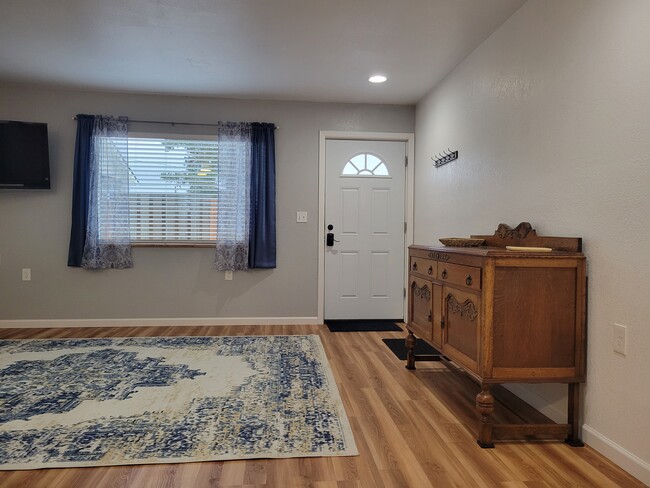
[0,325,644,488]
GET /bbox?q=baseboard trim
[582,425,650,486]
[505,384,649,485]
[0,317,322,329]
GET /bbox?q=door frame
[318,131,415,323]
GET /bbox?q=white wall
[414,0,649,482]
[0,84,414,323]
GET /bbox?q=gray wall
[414,0,650,480]
[0,84,414,320]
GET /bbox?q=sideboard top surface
[415,222,584,257]
[409,244,585,259]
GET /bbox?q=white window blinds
[99,134,221,244]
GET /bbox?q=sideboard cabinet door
[442,287,480,372]
[409,277,433,342]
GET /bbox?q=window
[341,153,389,177]
[69,116,275,270]
[98,133,221,245]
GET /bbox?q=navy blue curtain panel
[67,114,94,267]
[248,123,277,268]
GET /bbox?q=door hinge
[405,155,408,167]
[404,287,407,298]
[404,221,407,233]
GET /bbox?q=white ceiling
[0,0,526,105]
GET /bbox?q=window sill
[131,242,215,248]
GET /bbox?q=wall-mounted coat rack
[432,149,458,168]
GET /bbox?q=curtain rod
[72,116,278,129]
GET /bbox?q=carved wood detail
[412,282,431,301]
[495,222,534,239]
[476,385,495,448]
[428,251,450,262]
[446,294,478,321]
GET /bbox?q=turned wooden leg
[476,384,495,448]
[565,382,584,447]
[405,330,416,370]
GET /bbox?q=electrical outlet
[296,211,308,223]
[613,323,627,356]
[225,270,233,281]
[22,268,31,281]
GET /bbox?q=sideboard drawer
[437,262,481,290]
[410,256,437,279]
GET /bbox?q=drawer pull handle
[441,316,445,329]
[428,266,433,275]
[441,269,448,279]
[427,313,432,322]
[466,274,473,286]
[412,262,418,271]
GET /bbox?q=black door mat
[382,338,442,361]
[325,320,403,332]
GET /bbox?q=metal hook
[433,148,459,168]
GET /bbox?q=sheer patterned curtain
[68,114,133,269]
[214,122,252,270]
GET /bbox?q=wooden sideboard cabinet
[406,223,587,447]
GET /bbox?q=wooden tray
[506,246,553,252]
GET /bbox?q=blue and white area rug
[0,335,357,470]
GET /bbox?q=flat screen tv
[0,120,51,189]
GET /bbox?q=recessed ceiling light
[368,75,387,84]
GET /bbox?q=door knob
[326,224,339,247]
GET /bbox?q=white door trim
[318,131,415,323]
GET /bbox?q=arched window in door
[341,153,390,177]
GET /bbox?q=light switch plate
[22,268,31,281]
[225,270,233,281]
[613,323,627,355]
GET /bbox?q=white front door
[324,139,406,320]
